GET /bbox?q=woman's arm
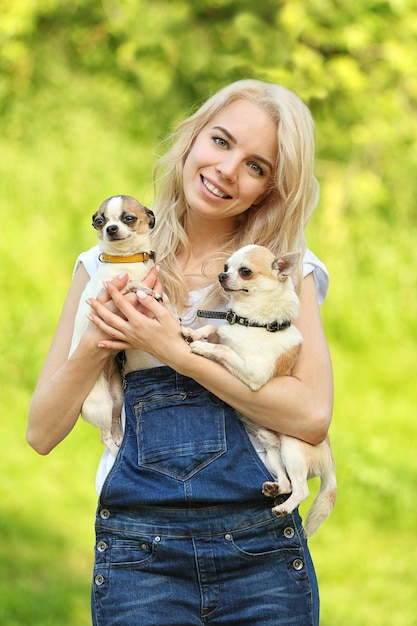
[88,272,333,445]
[26,267,135,455]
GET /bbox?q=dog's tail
[303,445,337,538]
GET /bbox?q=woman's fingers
[141,265,163,297]
[94,266,163,311]
[87,283,159,346]
[96,272,129,304]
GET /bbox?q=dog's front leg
[189,341,249,378]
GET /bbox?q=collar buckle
[225,310,238,325]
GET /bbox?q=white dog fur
[183,244,336,536]
[70,195,157,456]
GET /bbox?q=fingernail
[136,289,147,300]
[118,272,127,279]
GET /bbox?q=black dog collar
[197,309,291,332]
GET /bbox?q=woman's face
[182,99,278,225]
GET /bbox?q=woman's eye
[248,162,264,176]
[213,136,228,149]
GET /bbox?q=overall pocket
[135,389,227,480]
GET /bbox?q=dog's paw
[101,431,121,457]
[182,327,197,342]
[112,427,123,449]
[188,340,212,356]
[125,281,163,302]
[262,481,281,498]
[182,325,218,343]
[271,504,289,518]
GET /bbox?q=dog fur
[70,195,157,456]
[183,244,336,536]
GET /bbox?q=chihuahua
[70,195,157,456]
[183,244,336,536]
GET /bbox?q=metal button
[224,533,232,541]
[97,541,108,552]
[284,527,295,539]
[155,536,161,542]
[99,509,110,520]
[94,574,105,586]
[293,558,304,571]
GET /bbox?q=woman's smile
[200,175,232,199]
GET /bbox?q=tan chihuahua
[70,195,157,456]
[183,244,336,536]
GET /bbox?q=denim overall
[92,367,319,625]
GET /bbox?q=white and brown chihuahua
[70,195,157,456]
[183,244,336,536]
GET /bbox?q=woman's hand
[87,278,189,366]
[85,265,164,344]
[92,265,163,317]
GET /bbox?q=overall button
[97,541,108,552]
[292,558,304,571]
[99,509,110,520]
[224,533,232,541]
[284,527,295,539]
[94,574,105,586]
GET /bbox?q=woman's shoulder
[72,245,101,279]
[303,249,329,305]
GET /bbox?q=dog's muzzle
[105,225,120,239]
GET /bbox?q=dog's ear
[144,207,155,229]
[272,252,300,281]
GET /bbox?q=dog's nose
[218,272,228,284]
[106,224,119,236]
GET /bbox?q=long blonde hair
[150,79,319,312]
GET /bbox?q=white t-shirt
[74,246,330,493]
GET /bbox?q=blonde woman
[28,80,333,625]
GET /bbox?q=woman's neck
[185,211,239,247]
[178,228,225,290]
[178,212,240,290]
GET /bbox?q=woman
[28,80,333,625]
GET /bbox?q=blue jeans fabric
[92,367,319,625]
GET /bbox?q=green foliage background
[1,1,416,624]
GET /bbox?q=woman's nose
[215,155,239,181]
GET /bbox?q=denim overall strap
[99,367,276,508]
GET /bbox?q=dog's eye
[122,214,137,224]
[223,264,229,272]
[239,267,253,279]
[92,215,106,228]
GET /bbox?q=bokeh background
[1,1,416,624]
